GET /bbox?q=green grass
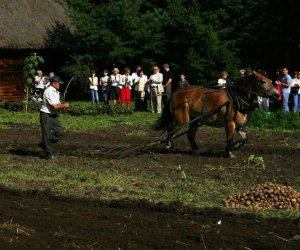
[0,102,299,219]
[248,110,300,131]
[2,101,300,131]
[0,105,158,132]
[0,154,298,218]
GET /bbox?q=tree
[23,53,44,112]
[63,0,300,89]
[65,0,167,69]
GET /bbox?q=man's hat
[50,75,64,85]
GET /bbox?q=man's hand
[52,102,70,110]
[63,102,70,109]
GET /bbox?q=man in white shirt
[149,65,163,113]
[39,76,70,160]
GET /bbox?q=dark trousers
[134,91,148,112]
[162,85,172,109]
[40,112,64,156]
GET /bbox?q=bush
[1,102,132,116]
[65,104,133,116]
[1,101,41,112]
[248,110,300,130]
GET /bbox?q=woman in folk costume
[134,69,148,111]
[110,67,121,106]
[119,67,133,109]
[88,70,99,104]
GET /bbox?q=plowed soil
[0,123,299,249]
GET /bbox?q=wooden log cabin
[0,0,73,102]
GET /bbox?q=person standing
[39,76,70,160]
[162,63,173,107]
[148,65,163,113]
[45,72,55,88]
[257,96,269,112]
[99,69,111,104]
[291,71,300,113]
[35,70,47,90]
[130,66,142,101]
[275,67,292,112]
[239,69,245,78]
[134,69,148,111]
[35,70,47,101]
[274,68,283,110]
[119,67,133,109]
[110,67,121,106]
[217,71,228,88]
[178,74,189,88]
[88,71,99,104]
[131,65,142,82]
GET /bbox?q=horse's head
[250,71,280,98]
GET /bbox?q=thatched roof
[0,0,73,49]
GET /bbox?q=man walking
[39,76,70,159]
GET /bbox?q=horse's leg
[166,102,189,150]
[187,121,200,154]
[234,125,248,150]
[165,125,175,149]
[225,121,236,158]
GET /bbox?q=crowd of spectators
[86,64,189,113]
[34,65,300,114]
[217,67,300,113]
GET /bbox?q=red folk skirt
[119,87,131,104]
[275,84,282,101]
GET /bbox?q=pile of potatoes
[224,182,300,210]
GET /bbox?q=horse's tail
[154,100,173,131]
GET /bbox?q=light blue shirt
[280,74,292,94]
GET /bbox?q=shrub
[1,102,132,116]
[248,110,300,130]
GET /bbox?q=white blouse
[110,74,121,87]
[217,78,226,87]
[134,75,148,91]
[292,78,300,94]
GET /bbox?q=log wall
[0,58,24,102]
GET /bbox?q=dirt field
[0,123,299,249]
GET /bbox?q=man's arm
[52,103,70,110]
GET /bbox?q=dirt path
[1,188,299,250]
[0,124,299,249]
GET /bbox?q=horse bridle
[237,75,272,97]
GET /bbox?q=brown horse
[157,71,279,157]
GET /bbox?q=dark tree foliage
[63,0,300,86]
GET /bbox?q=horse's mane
[256,69,270,78]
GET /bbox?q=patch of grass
[0,108,38,125]
[0,154,299,219]
[0,105,158,132]
[248,110,300,131]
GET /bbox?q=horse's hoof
[233,142,243,150]
[165,145,175,151]
[225,152,236,158]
